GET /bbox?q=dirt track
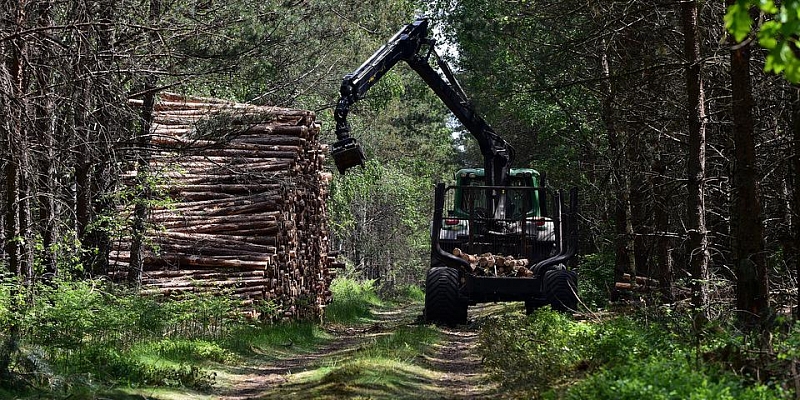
[213,303,500,400]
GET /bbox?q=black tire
[544,269,578,313]
[424,267,467,326]
[524,298,546,315]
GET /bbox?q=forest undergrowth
[2,275,799,399]
[0,277,430,399]
[479,302,797,399]
[0,276,330,398]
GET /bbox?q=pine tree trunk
[727,2,768,328]
[791,85,800,319]
[128,83,155,285]
[74,77,92,266]
[3,162,19,276]
[682,0,710,313]
[599,38,631,298]
[0,0,27,384]
[652,150,674,302]
[33,0,58,278]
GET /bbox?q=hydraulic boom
[331,18,514,190]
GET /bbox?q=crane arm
[331,17,514,188]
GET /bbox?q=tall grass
[324,278,382,324]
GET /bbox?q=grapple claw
[331,137,365,174]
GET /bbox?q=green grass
[324,278,383,324]
[259,324,443,399]
[390,284,425,304]
[224,321,329,355]
[131,339,236,365]
[357,325,439,360]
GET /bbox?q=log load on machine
[331,18,580,325]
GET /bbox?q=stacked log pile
[452,248,533,277]
[110,93,333,320]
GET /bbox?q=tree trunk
[652,149,674,302]
[793,85,800,319]
[84,0,118,277]
[599,38,632,299]
[681,0,710,313]
[0,0,27,384]
[33,0,58,278]
[74,78,92,266]
[128,83,156,285]
[727,2,769,328]
[18,152,33,282]
[3,161,19,276]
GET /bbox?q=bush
[0,278,247,393]
[479,308,685,395]
[577,253,614,309]
[479,309,596,393]
[561,357,788,400]
[479,307,789,399]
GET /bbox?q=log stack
[109,93,333,320]
[452,248,534,277]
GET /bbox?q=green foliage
[479,309,597,394]
[159,289,243,338]
[168,0,417,105]
[0,275,344,397]
[324,278,382,324]
[0,276,13,328]
[328,159,437,288]
[577,253,614,309]
[776,322,800,361]
[425,0,599,187]
[0,277,252,393]
[29,279,152,349]
[726,0,800,82]
[480,307,789,399]
[391,284,426,303]
[562,357,787,400]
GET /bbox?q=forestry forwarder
[331,17,579,325]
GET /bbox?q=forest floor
[126,303,501,400]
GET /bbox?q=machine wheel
[424,267,467,326]
[524,298,546,315]
[544,269,578,313]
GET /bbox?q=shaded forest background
[1,0,799,359]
